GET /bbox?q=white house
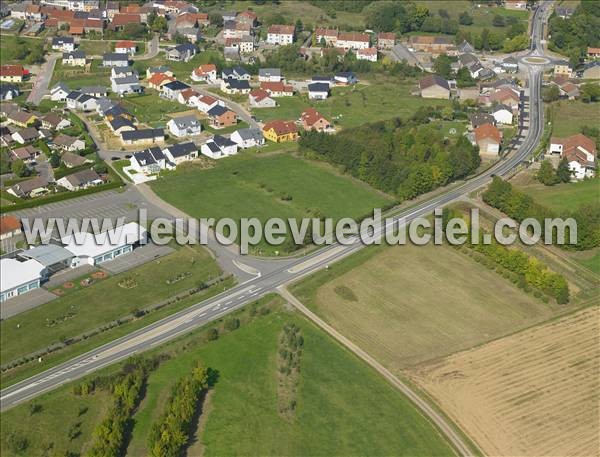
[220,78,251,94]
[335,32,370,50]
[162,80,190,100]
[201,135,238,159]
[61,222,148,267]
[102,53,130,67]
[548,134,597,180]
[111,75,143,95]
[248,89,276,108]
[334,72,358,85]
[0,258,45,303]
[167,115,202,138]
[191,64,217,83]
[230,127,265,149]
[266,24,294,45]
[492,104,513,125]
[52,36,75,52]
[129,146,167,174]
[195,94,221,113]
[115,40,137,55]
[50,82,70,101]
[163,141,198,165]
[66,91,97,111]
[307,82,330,100]
[356,47,378,62]
[258,68,282,82]
[62,50,86,67]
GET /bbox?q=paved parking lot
[101,243,175,274]
[1,288,57,320]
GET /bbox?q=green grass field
[0,246,223,366]
[50,60,111,90]
[119,94,190,126]
[254,80,451,129]
[78,40,145,56]
[1,297,454,457]
[550,101,600,137]
[150,153,394,254]
[516,179,599,213]
[291,242,562,370]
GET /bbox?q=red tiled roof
[315,27,338,37]
[490,87,519,103]
[0,216,21,235]
[263,120,297,136]
[268,24,294,35]
[116,40,136,49]
[176,12,198,25]
[198,94,218,105]
[474,123,502,144]
[260,81,293,93]
[338,32,369,43]
[551,134,597,155]
[0,65,24,77]
[148,73,176,86]
[26,5,41,13]
[377,32,395,40]
[193,64,216,76]
[239,11,257,19]
[45,18,58,27]
[249,88,271,102]
[357,47,377,56]
[179,88,199,101]
[112,13,141,26]
[69,25,84,35]
[301,107,329,127]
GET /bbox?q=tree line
[147,363,211,457]
[482,177,600,251]
[299,116,481,201]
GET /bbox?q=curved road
[1,3,552,456]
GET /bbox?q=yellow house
[7,111,38,128]
[554,62,572,77]
[262,120,299,143]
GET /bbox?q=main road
[1,2,552,455]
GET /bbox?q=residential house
[201,135,238,159]
[554,61,572,77]
[111,66,137,79]
[167,43,196,62]
[239,35,254,54]
[207,105,237,128]
[0,215,22,241]
[7,177,49,198]
[262,120,298,143]
[0,65,25,83]
[62,50,86,66]
[162,80,190,100]
[474,123,502,157]
[111,74,143,95]
[377,32,395,49]
[315,28,338,46]
[109,13,141,31]
[490,87,520,109]
[409,35,453,54]
[559,82,580,100]
[179,27,201,43]
[57,169,102,191]
[260,81,293,97]
[300,107,331,132]
[548,133,597,179]
[121,128,165,146]
[492,104,514,125]
[175,12,199,28]
[334,71,357,85]
[0,84,19,101]
[167,115,202,138]
[258,68,282,82]
[6,111,38,128]
[307,82,330,100]
[311,75,335,87]
[195,94,221,113]
[230,127,264,149]
[248,88,276,108]
[582,61,600,79]
[61,151,92,168]
[80,86,107,98]
[12,127,40,144]
[501,56,519,73]
[335,32,370,50]
[53,133,85,151]
[103,104,133,121]
[356,47,377,62]
[147,72,176,90]
[221,78,251,94]
[504,0,527,10]
[52,36,75,52]
[222,66,250,80]
[555,6,575,19]
[587,47,600,59]
[419,75,450,99]
[191,64,217,83]
[266,24,294,45]
[115,40,136,55]
[177,88,200,106]
[237,10,258,27]
[458,87,479,101]
[146,66,173,79]
[66,91,97,111]
[129,147,167,174]
[108,115,136,134]
[457,40,475,54]
[224,39,240,61]
[163,141,198,165]
[41,113,71,130]
[102,53,129,67]
[223,21,251,40]
[50,82,70,101]
[11,145,41,163]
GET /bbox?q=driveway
[35,156,55,183]
[134,34,159,61]
[27,53,59,106]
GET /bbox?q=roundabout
[521,56,552,65]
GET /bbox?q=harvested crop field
[408,306,599,457]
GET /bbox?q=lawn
[1,297,454,457]
[78,39,145,56]
[0,245,223,365]
[516,178,599,213]
[0,35,43,65]
[550,100,600,137]
[119,93,191,126]
[290,242,563,371]
[254,80,451,129]
[150,153,394,255]
[49,60,111,90]
[133,50,225,83]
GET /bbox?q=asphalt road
[1,3,552,455]
[27,53,59,106]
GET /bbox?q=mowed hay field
[292,243,563,371]
[409,306,600,457]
